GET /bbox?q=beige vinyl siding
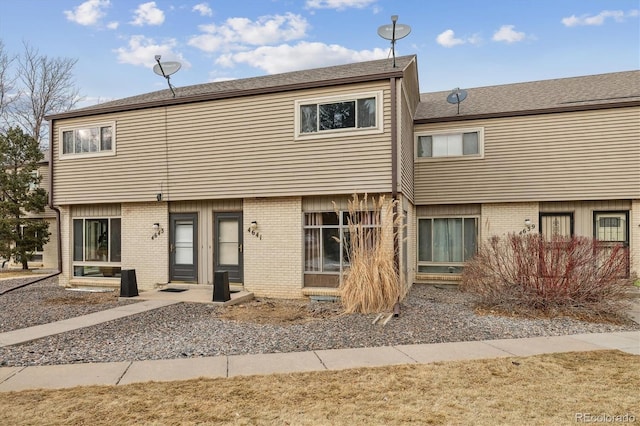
[302,193,391,211]
[402,59,420,112]
[414,107,640,204]
[416,204,481,216]
[399,85,415,202]
[71,204,121,217]
[52,82,393,205]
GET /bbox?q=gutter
[47,120,63,273]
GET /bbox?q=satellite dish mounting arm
[154,55,176,98]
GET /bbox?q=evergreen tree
[0,126,49,269]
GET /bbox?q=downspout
[390,76,401,316]
[48,120,63,273]
[390,77,399,272]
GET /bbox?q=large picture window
[418,217,478,274]
[60,122,115,157]
[73,217,121,278]
[416,128,483,159]
[304,211,379,274]
[295,92,382,139]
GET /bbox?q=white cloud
[188,13,309,52]
[193,3,213,17]
[436,29,464,48]
[492,25,526,43]
[305,0,376,10]
[561,9,639,27]
[436,29,482,48]
[215,41,387,74]
[114,35,190,68]
[64,0,110,26]
[106,21,119,30]
[130,1,165,26]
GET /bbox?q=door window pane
[73,219,83,261]
[219,219,239,265]
[175,221,193,265]
[595,213,627,242]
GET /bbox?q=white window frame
[59,121,116,159]
[294,91,384,140]
[415,127,484,161]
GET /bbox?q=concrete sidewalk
[0,331,637,392]
[0,300,179,347]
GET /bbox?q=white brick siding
[243,197,303,298]
[481,202,539,240]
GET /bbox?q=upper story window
[295,91,383,139]
[59,122,115,158]
[416,128,483,160]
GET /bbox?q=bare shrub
[461,233,634,319]
[337,194,408,314]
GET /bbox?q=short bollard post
[213,271,230,302]
[120,269,138,297]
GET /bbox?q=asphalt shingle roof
[49,55,416,120]
[416,70,640,122]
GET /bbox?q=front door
[594,211,629,277]
[170,213,198,282]
[215,212,243,282]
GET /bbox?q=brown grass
[0,351,637,425]
[0,270,36,279]
[219,298,341,325]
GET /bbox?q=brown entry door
[215,212,243,282]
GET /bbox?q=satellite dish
[446,88,468,114]
[153,61,181,77]
[377,24,411,41]
[377,15,411,68]
[153,56,181,97]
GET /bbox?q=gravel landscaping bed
[0,277,638,367]
[0,276,138,333]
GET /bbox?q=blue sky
[1,0,638,107]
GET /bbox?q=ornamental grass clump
[336,194,408,314]
[461,233,634,321]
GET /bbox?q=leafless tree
[0,40,17,129]
[12,42,82,147]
